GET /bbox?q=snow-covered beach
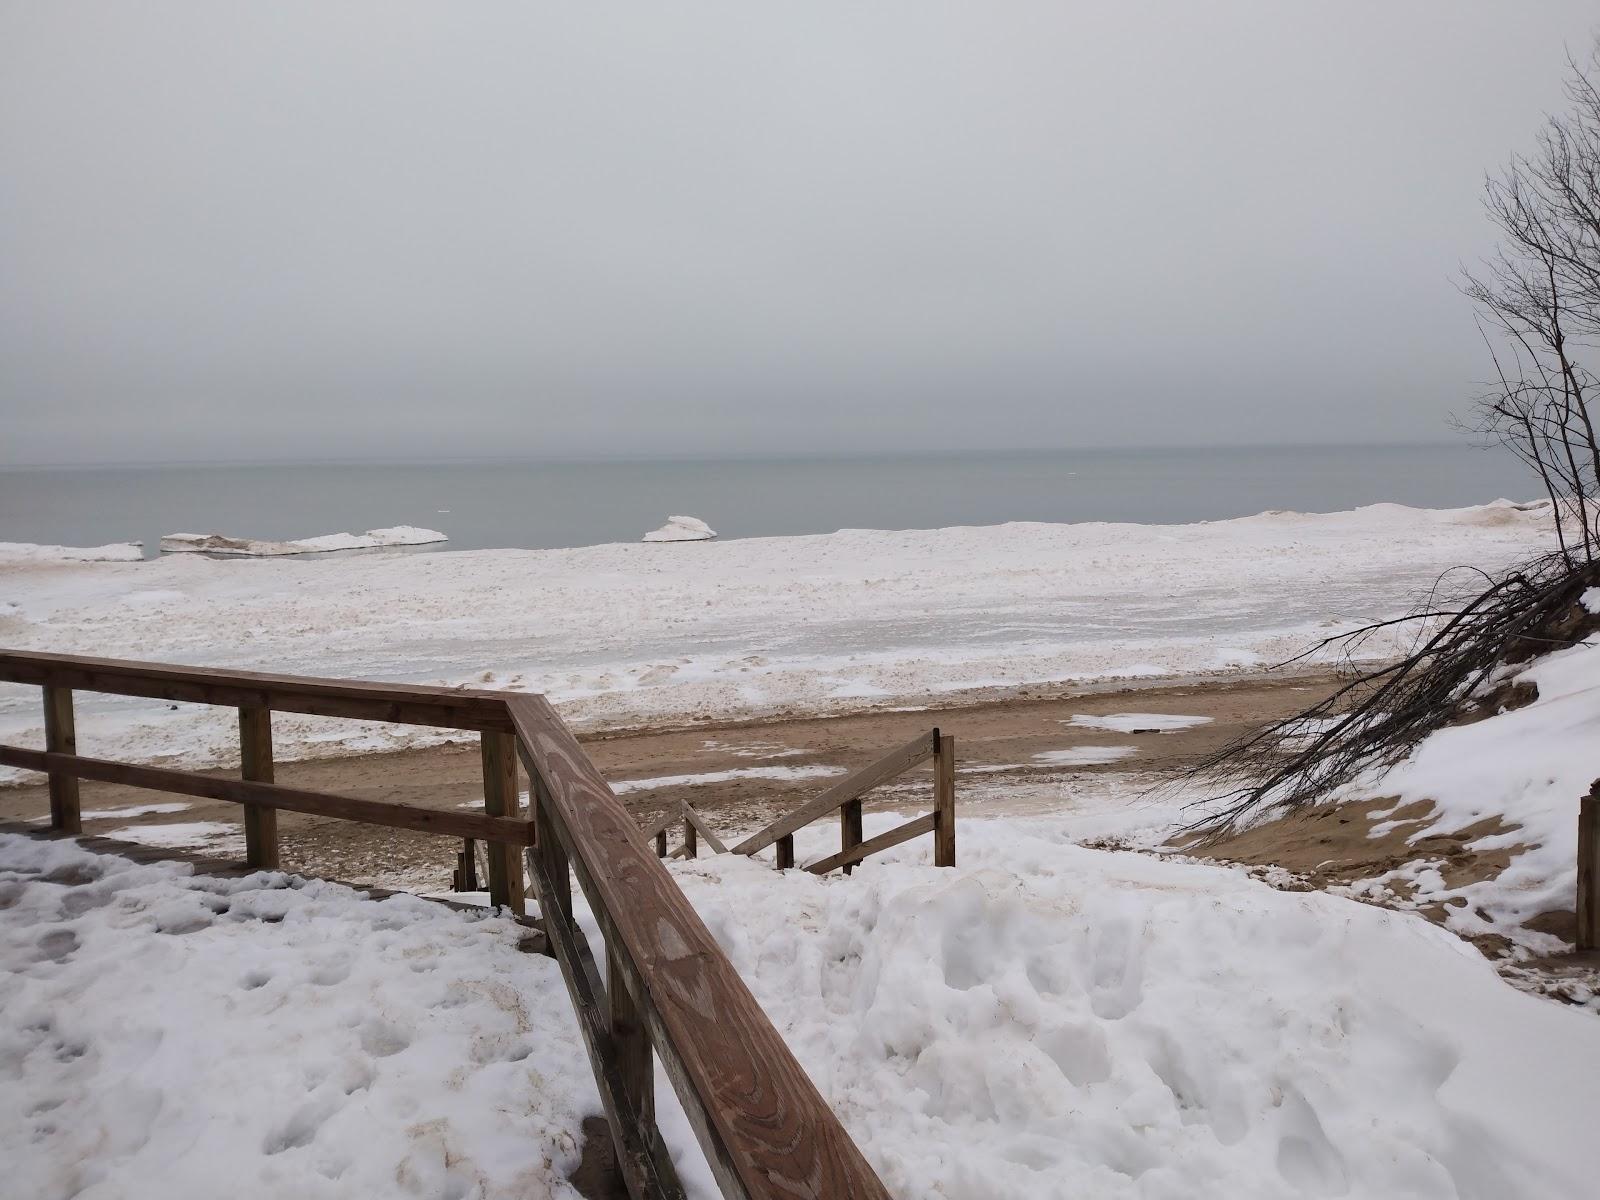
[0,500,1557,778]
[7,497,1600,1199]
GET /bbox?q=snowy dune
[0,500,1557,777]
[8,813,1599,1199]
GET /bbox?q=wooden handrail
[509,694,891,1200]
[0,649,514,732]
[1,649,893,1199]
[0,745,534,845]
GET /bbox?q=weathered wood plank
[608,937,656,1149]
[524,841,685,1199]
[239,706,278,869]
[775,834,794,870]
[805,812,937,876]
[509,695,892,1200]
[641,803,685,841]
[683,815,698,859]
[934,730,956,869]
[481,730,525,915]
[0,744,534,845]
[682,805,728,855]
[42,685,80,834]
[0,649,512,732]
[732,730,938,856]
[840,798,863,876]
[1580,788,1600,951]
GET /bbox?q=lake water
[0,444,1540,558]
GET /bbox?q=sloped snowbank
[672,814,1600,1199]
[0,832,596,1200]
[0,500,1556,779]
[159,526,446,556]
[1331,636,1600,954]
[0,540,143,563]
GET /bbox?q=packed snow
[0,501,1556,780]
[641,515,716,542]
[158,526,447,556]
[0,832,598,1200]
[11,793,1600,1199]
[0,540,143,563]
[1066,712,1214,733]
[667,812,1600,1199]
[1033,746,1139,766]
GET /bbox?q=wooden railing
[710,728,956,873]
[0,649,892,1200]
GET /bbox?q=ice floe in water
[0,541,144,562]
[642,515,716,542]
[159,526,446,556]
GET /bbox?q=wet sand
[0,669,1340,892]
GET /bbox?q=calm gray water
[0,444,1541,558]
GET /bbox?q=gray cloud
[3,2,1597,464]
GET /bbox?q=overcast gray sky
[2,2,1597,466]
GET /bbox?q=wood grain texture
[525,841,685,1199]
[934,730,956,869]
[0,744,534,846]
[732,729,938,856]
[775,834,794,870]
[806,813,937,876]
[1580,789,1599,951]
[481,731,525,915]
[42,685,80,834]
[682,806,729,856]
[0,649,513,732]
[509,695,892,1200]
[840,798,863,876]
[238,706,278,869]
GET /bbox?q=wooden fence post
[934,729,956,868]
[239,706,279,868]
[683,815,697,859]
[482,731,525,916]
[840,798,864,876]
[1579,787,1600,951]
[775,834,794,870]
[607,938,654,1183]
[42,686,80,834]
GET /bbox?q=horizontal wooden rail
[0,744,534,845]
[2,649,893,1199]
[733,729,937,856]
[805,812,936,875]
[510,694,890,1200]
[0,649,513,733]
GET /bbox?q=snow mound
[673,815,1600,1199]
[0,832,594,1199]
[642,515,716,542]
[0,540,143,563]
[159,526,446,556]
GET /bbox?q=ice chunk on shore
[0,540,144,563]
[642,515,716,542]
[160,526,446,556]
